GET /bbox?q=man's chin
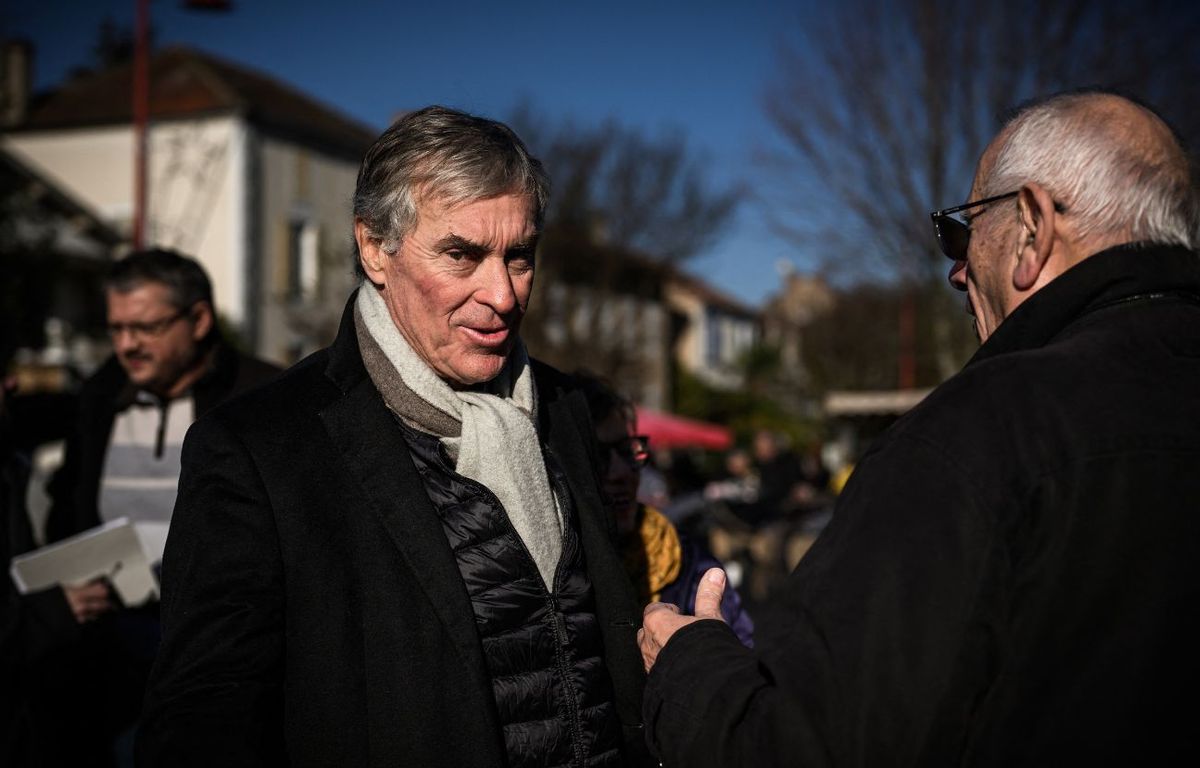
[121,363,157,388]
[445,351,513,389]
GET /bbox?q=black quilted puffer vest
[398,421,623,768]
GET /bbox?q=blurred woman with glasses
[577,371,754,647]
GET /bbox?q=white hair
[985,93,1200,250]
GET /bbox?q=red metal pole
[132,0,150,249]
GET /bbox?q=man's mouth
[461,325,510,347]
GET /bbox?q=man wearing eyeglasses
[47,249,279,555]
[638,89,1200,766]
[27,249,277,765]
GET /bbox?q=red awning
[634,407,733,451]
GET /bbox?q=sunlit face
[106,282,210,396]
[950,150,1020,343]
[366,193,538,387]
[596,409,640,535]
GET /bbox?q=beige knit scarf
[354,284,563,589]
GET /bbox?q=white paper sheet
[9,516,158,606]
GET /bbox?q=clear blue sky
[6,0,815,307]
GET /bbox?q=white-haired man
[638,91,1200,765]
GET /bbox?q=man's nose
[111,328,142,353]
[948,259,968,291]
[475,258,518,314]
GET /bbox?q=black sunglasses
[929,190,1018,263]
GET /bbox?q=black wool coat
[645,242,1200,767]
[136,301,649,768]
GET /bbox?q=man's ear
[354,219,388,284]
[1014,183,1057,291]
[190,301,214,343]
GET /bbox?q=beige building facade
[665,273,760,391]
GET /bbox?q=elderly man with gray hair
[138,106,651,768]
[638,90,1200,766]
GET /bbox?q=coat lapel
[318,298,496,737]
[543,390,618,545]
[541,384,647,733]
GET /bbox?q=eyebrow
[432,234,539,257]
[507,238,538,257]
[433,234,489,258]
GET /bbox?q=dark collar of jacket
[966,241,1200,367]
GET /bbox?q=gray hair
[984,92,1200,250]
[352,105,549,274]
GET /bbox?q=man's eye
[507,251,535,272]
[446,250,466,261]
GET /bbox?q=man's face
[950,149,1020,343]
[596,409,640,535]
[372,193,538,387]
[106,282,208,395]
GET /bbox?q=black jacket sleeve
[136,415,287,768]
[643,434,1003,767]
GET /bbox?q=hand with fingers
[63,578,116,624]
[638,567,727,673]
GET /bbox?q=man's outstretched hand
[638,567,727,673]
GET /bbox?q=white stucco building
[3,46,377,363]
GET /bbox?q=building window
[705,307,722,368]
[287,220,319,300]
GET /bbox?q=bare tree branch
[508,107,741,398]
[762,0,1200,383]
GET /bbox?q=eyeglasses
[600,434,651,471]
[929,190,1019,263]
[107,309,189,341]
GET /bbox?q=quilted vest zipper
[402,420,606,768]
